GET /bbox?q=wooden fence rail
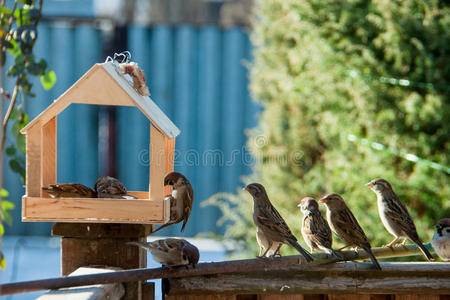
[0,244,448,297]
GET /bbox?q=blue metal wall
[2,22,260,236]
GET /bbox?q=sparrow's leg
[384,237,399,248]
[270,244,282,258]
[258,246,264,257]
[337,244,351,251]
[259,241,272,258]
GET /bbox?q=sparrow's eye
[183,255,187,261]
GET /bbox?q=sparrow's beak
[297,203,302,208]
[243,187,248,191]
[319,198,327,204]
[366,182,373,188]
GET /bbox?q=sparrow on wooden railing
[320,193,381,270]
[431,218,450,261]
[127,238,199,267]
[299,197,343,259]
[367,178,433,260]
[244,183,314,262]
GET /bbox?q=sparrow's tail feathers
[365,247,382,270]
[152,222,173,234]
[180,221,187,233]
[287,239,314,262]
[415,241,434,260]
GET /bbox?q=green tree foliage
[0,0,56,269]
[207,0,449,258]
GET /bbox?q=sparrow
[94,176,136,199]
[244,183,314,262]
[299,197,343,259]
[42,183,96,198]
[431,218,450,261]
[366,178,433,260]
[152,172,194,234]
[320,193,381,270]
[127,238,199,267]
[120,62,151,96]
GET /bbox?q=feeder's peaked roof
[21,62,180,138]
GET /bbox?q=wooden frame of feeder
[20,62,180,224]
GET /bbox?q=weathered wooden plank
[142,282,155,300]
[150,125,165,200]
[259,295,306,300]
[22,196,169,224]
[165,262,450,296]
[24,123,41,198]
[37,267,125,300]
[164,137,175,195]
[53,224,149,300]
[41,116,57,197]
[165,296,237,300]
[395,296,441,300]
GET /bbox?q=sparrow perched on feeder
[244,183,314,262]
[120,62,150,96]
[42,183,96,198]
[152,172,194,234]
[299,197,343,259]
[431,218,450,261]
[320,193,381,270]
[127,238,199,267]
[94,176,136,199]
[366,178,433,260]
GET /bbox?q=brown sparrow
[320,193,381,270]
[152,172,194,234]
[120,62,151,96]
[244,183,314,262]
[42,183,96,198]
[94,176,136,199]
[299,197,343,259]
[128,238,199,267]
[366,178,433,260]
[431,218,450,261]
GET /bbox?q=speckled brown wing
[94,176,128,198]
[331,207,370,248]
[256,203,296,242]
[305,211,333,249]
[42,183,96,198]
[382,194,420,240]
[181,183,194,232]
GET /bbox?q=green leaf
[0,255,5,270]
[0,189,8,197]
[27,58,46,76]
[6,145,16,156]
[0,224,4,236]
[17,134,26,154]
[0,6,12,15]
[2,201,15,211]
[9,159,22,173]
[40,69,56,90]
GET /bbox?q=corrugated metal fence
[2,21,260,236]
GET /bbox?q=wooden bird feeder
[20,62,180,224]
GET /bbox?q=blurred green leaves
[209,0,449,259]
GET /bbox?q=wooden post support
[52,223,152,300]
